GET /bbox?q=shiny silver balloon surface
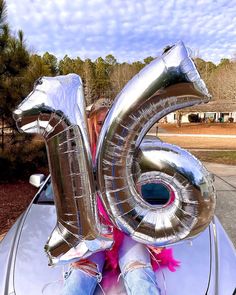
[134,137,215,245]
[13,74,113,266]
[13,41,216,259]
[96,41,215,245]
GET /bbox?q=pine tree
[95,57,110,97]
[82,58,96,105]
[0,0,29,149]
[42,52,58,75]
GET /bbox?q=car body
[0,176,236,295]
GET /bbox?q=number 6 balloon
[96,41,215,245]
[13,41,216,265]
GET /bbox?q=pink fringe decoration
[101,269,120,292]
[151,248,181,272]
[98,197,124,270]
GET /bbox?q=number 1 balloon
[13,74,113,266]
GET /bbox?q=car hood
[14,205,63,295]
[10,205,236,295]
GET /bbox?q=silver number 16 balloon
[13,41,216,265]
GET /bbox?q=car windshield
[35,178,54,204]
[34,176,171,206]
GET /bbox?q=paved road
[204,162,236,248]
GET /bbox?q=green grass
[192,151,236,165]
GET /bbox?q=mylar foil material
[96,41,215,246]
[135,137,216,245]
[13,74,113,266]
[13,41,216,256]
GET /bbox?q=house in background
[165,100,236,123]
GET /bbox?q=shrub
[0,135,48,183]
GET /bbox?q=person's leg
[119,235,161,295]
[61,251,105,295]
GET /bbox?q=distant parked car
[0,175,236,295]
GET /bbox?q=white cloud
[5,0,236,63]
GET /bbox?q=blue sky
[6,0,236,64]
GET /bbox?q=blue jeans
[61,252,105,295]
[119,235,161,295]
[61,236,160,295]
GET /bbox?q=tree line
[1,0,236,130]
[0,0,236,181]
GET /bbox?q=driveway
[204,162,236,247]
